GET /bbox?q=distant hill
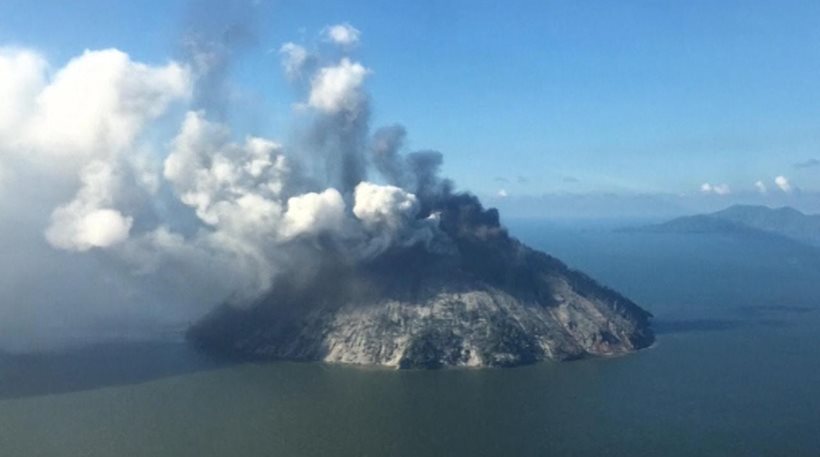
[631,205,820,247]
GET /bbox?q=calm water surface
[2,220,819,456]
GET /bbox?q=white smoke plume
[323,23,361,48]
[279,42,314,81]
[0,21,470,351]
[307,58,369,114]
[45,161,134,251]
[775,175,792,193]
[700,182,731,195]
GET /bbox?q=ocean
[2,219,819,456]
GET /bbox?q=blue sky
[2,0,820,213]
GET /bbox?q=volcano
[188,193,654,368]
[178,26,653,369]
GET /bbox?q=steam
[322,23,361,48]
[0,20,488,352]
[180,0,258,117]
[45,162,134,251]
[279,43,314,81]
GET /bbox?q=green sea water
[2,220,820,456]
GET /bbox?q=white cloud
[353,181,418,231]
[497,189,509,198]
[157,111,352,299]
[22,49,190,164]
[775,175,792,193]
[351,181,439,257]
[0,46,202,349]
[129,148,162,195]
[55,208,132,250]
[281,188,346,240]
[323,23,361,48]
[0,34,455,349]
[164,110,289,233]
[754,180,767,194]
[700,182,730,195]
[308,58,369,114]
[279,42,311,80]
[11,49,193,251]
[45,161,133,250]
[0,47,191,252]
[0,48,47,141]
[713,184,731,195]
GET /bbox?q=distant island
[628,205,820,247]
[189,195,654,369]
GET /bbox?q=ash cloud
[180,0,259,118]
[0,19,502,352]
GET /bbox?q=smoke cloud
[322,23,362,49]
[775,175,793,193]
[0,20,496,352]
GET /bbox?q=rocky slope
[188,194,654,368]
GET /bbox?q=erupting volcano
[189,189,654,368]
[177,24,654,368]
[0,19,653,364]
